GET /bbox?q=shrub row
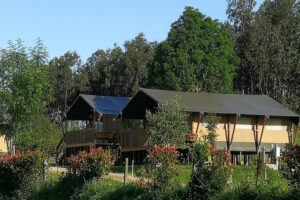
[67,147,112,179]
[0,150,45,191]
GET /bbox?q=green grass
[72,179,145,200]
[175,164,192,185]
[0,165,295,200]
[111,163,192,185]
[111,163,285,186]
[110,164,143,175]
[296,134,300,144]
[232,165,288,187]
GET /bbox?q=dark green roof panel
[140,88,299,118]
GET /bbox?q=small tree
[205,114,220,145]
[67,147,112,180]
[146,96,189,148]
[137,145,179,199]
[283,144,300,187]
[188,142,231,200]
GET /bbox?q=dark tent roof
[67,94,130,120]
[122,88,299,121]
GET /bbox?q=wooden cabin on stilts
[55,94,130,163]
[119,88,299,165]
[56,89,299,165]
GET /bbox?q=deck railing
[64,128,96,147]
[121,129,147,148]
[64,128,119,147]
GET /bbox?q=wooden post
[132,159,134,177]
[256,151,263,186]
[195,114,202,135]
[255,117,259,151]
[230,116,238,146]
[227,116,231,150]
[263,147,267,181]
[258,119,266,147]
[124,158,128,186]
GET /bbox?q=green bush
[283,144,300,187]
[72,179,145,200]
[27,172,85,200]
[136,145,180,199]
[188,142,231,200]
[0,149,46,192]
[67,147,112,180]
[212,183,300,200]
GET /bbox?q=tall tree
[48,51,82,123]
[148,7,238,93]
[226,0,256,94]
[123,33,157,95]
[0,39,51,152]
[83,33,156,97]
[227,0,300,113]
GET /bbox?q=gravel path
[49,166,139,182]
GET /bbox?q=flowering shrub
[0,150,45,190]
[283,144,300,187]
[67,147,112,180]
[188,142,231,200]
[137,145,179,199]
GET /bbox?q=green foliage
[23,172,85,200]
[204,114,220,145]
[0,39,52,152]
[48,51,84,123]
[83,33,156,97]
[15,114,61,153]
[136,145,180,200]
[67,147,112,180]
[146,97,189,148]
[0,150,46,192]
[211,182,300,200]
[188,142,231,200]
[175,164,192,185]
[283,144,300,187]
[72,179,144,200]
[148,6,238,93]
[232,165,288,187]
[227,0,300,114]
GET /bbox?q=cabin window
[123,119,144,130]
[236,117,252,129]
[94,121,103,132]
[266,119,282,131]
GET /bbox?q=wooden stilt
[195,115,202,135]
[258,119,266,147]
[292,122,300,145]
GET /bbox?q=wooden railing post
[124,158,128,186]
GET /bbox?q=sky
[0,0,264,62]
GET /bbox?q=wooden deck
[64,128,117,148]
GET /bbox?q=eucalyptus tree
[0,39,51,152]
[148,7,238,93]
[83,33,156,97]
[48,51,82,123]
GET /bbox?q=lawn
[111,163,285,186]
[231,165,287,186]
[111,163,192,184]
[0,165,295,200]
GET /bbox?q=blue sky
[0,0,263,62]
